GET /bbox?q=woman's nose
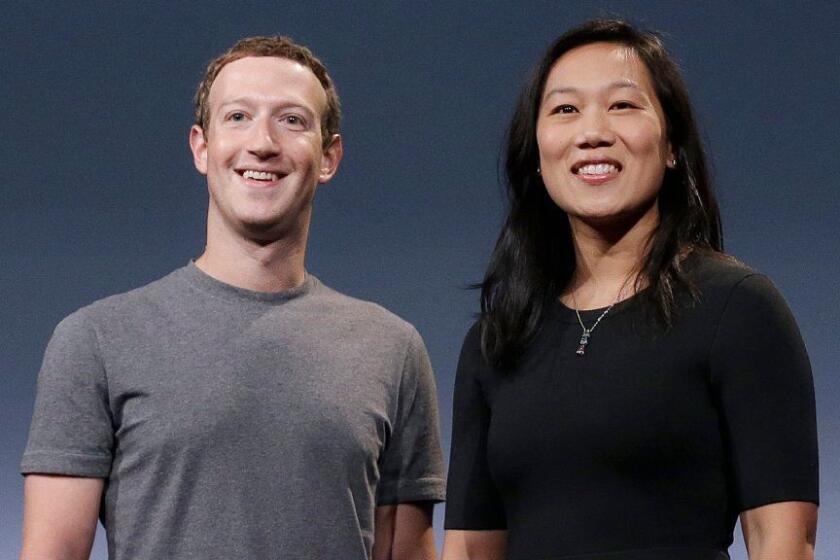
[574,110,616,149]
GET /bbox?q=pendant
[576,330,590,356]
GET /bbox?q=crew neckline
[179,260,317,304]
[553,290,645,324]
[551,250,705,324]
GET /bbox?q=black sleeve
[709,274,819,511]
[444,324,507,529]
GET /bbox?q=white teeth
[242,170,279,181]
[577,163,618,175]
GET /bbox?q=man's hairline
[201,53,333,143]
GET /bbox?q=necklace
[571,294,616,356]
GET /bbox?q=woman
[442,20,818,560]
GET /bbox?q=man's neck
[196,224,308,293]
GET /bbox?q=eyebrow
[543,79,640,101]
[218,97,260,109]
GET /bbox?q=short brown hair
[194,36,341,147]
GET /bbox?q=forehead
[544,42,655,94]
[208,56,327,114]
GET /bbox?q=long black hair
[480,19,723,369]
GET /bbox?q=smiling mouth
[572,160,622,176]
[237,169,285,184]
[570,160,622,185]
[575,163,619,176]
[241,169,280,181]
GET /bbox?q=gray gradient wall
[2,2,838,558]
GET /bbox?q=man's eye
[229,112,246,121]
[284,115,304,126]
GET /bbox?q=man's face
[189,56,342,242]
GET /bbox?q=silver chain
[572,297,616,357]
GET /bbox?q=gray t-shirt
[21,264,445,559]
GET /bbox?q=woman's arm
[442,530,507,560]
[740,501,817,560]
[709,274,819,558]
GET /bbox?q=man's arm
[740,501,817,560]
[20,474,104,560]
[373,503,436,560]
[372,328,445,559]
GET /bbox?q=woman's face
[536,42,674,230]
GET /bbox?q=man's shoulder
[308,279,420,344]
[61,266,188,328]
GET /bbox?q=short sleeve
[20,311,114,477]
[376,328,446,505]
[710,274,818,511]
[444,324,507,529]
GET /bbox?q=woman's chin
[568,204,660,235]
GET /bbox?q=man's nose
[247,117,281,158]
[574,109,616,149]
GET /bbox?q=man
[20,36,445,560]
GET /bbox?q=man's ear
[189,125,208,175]
[318,134,343,184]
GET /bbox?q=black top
[444,254,818,560]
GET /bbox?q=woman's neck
[561,209,658,310]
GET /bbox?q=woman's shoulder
[683,249,792,318]
[456,319,511,385]
[684,250,757,287]
[458,320,485,363]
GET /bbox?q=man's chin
[237,219,299,245]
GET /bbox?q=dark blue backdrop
[2,2,838,558]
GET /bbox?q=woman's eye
[228,112,246,122]
[552,104,577,115]
[611,101,636,110]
